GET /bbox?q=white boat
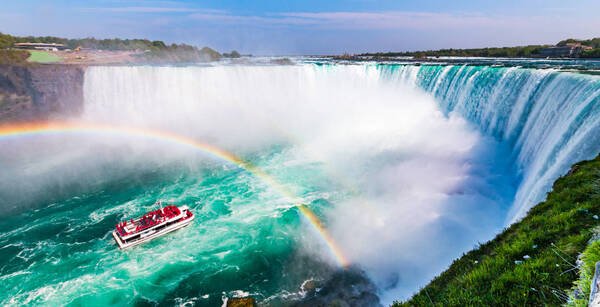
[112,204,194,250]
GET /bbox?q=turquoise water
[304,56,600,71]
[2,63,600,305]
[0,141,349,306]
[376,64,600,221]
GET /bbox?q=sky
[1,0,599,55]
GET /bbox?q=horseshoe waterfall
[1,63,599,306]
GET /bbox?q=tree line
[0,32,244,62]
[361,38,600,59]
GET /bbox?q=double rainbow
[0,122,349,267]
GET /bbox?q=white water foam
[82,64,515,302]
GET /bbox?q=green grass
[567,234,600,306]
[395,154,600,306]
[27,50,62,63]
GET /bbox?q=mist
[72,64,515,302]
[0,64,522,305]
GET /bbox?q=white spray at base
[381,64,600,224]
[81,64,600,303]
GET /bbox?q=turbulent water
[1,63,600,306]
[380,64,600,222]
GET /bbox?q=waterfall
[78,64,600,301]
[379,64,600,223]
[5,63,598,306]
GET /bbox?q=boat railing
[116,205,189,239]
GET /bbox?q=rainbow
[0,121,349,267]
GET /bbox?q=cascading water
[379,64,600,222]
[1,63,599,306]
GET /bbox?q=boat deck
[112,204,194,249]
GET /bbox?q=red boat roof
[114,204,192,238]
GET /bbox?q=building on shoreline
[13,43,66,51]
[539,43,593,57]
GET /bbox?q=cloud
[185,10,543,31]
[278,11,496,29]
[10,4,599,54]
[188,13,317,26]
[80,6,225,14]
[544,7,577,12]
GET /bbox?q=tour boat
[112,204,194,249]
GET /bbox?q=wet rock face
[0,64,85,122]
[293,267,381,307]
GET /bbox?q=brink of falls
[1,63,599,306]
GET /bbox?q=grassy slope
[568,238,600,306]
[396,154,600,306]
[27,50,62,63]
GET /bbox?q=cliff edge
[0,64,85,122]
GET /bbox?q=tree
[224,50,241,58]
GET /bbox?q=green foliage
[362,38,600,58]
[223,50,241,58]
[395,155,600,306]
[567,235,600,306]
[0,49,30,64]
[362,45,548,58]
[151,40,166,49]
[581,49,600,59]
[0,32,17,49]
[555,38,600,58]
[557,38,600,49]
[0,31,160,51]
[0,32,222,62]
[199,47,221,59]
[140,45,221,63]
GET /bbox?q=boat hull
[112,215,194,250]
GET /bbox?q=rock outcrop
[590,261,600,306]
[0,64,85,122]
[226,297,255,307]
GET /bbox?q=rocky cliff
[0,64,85,122]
